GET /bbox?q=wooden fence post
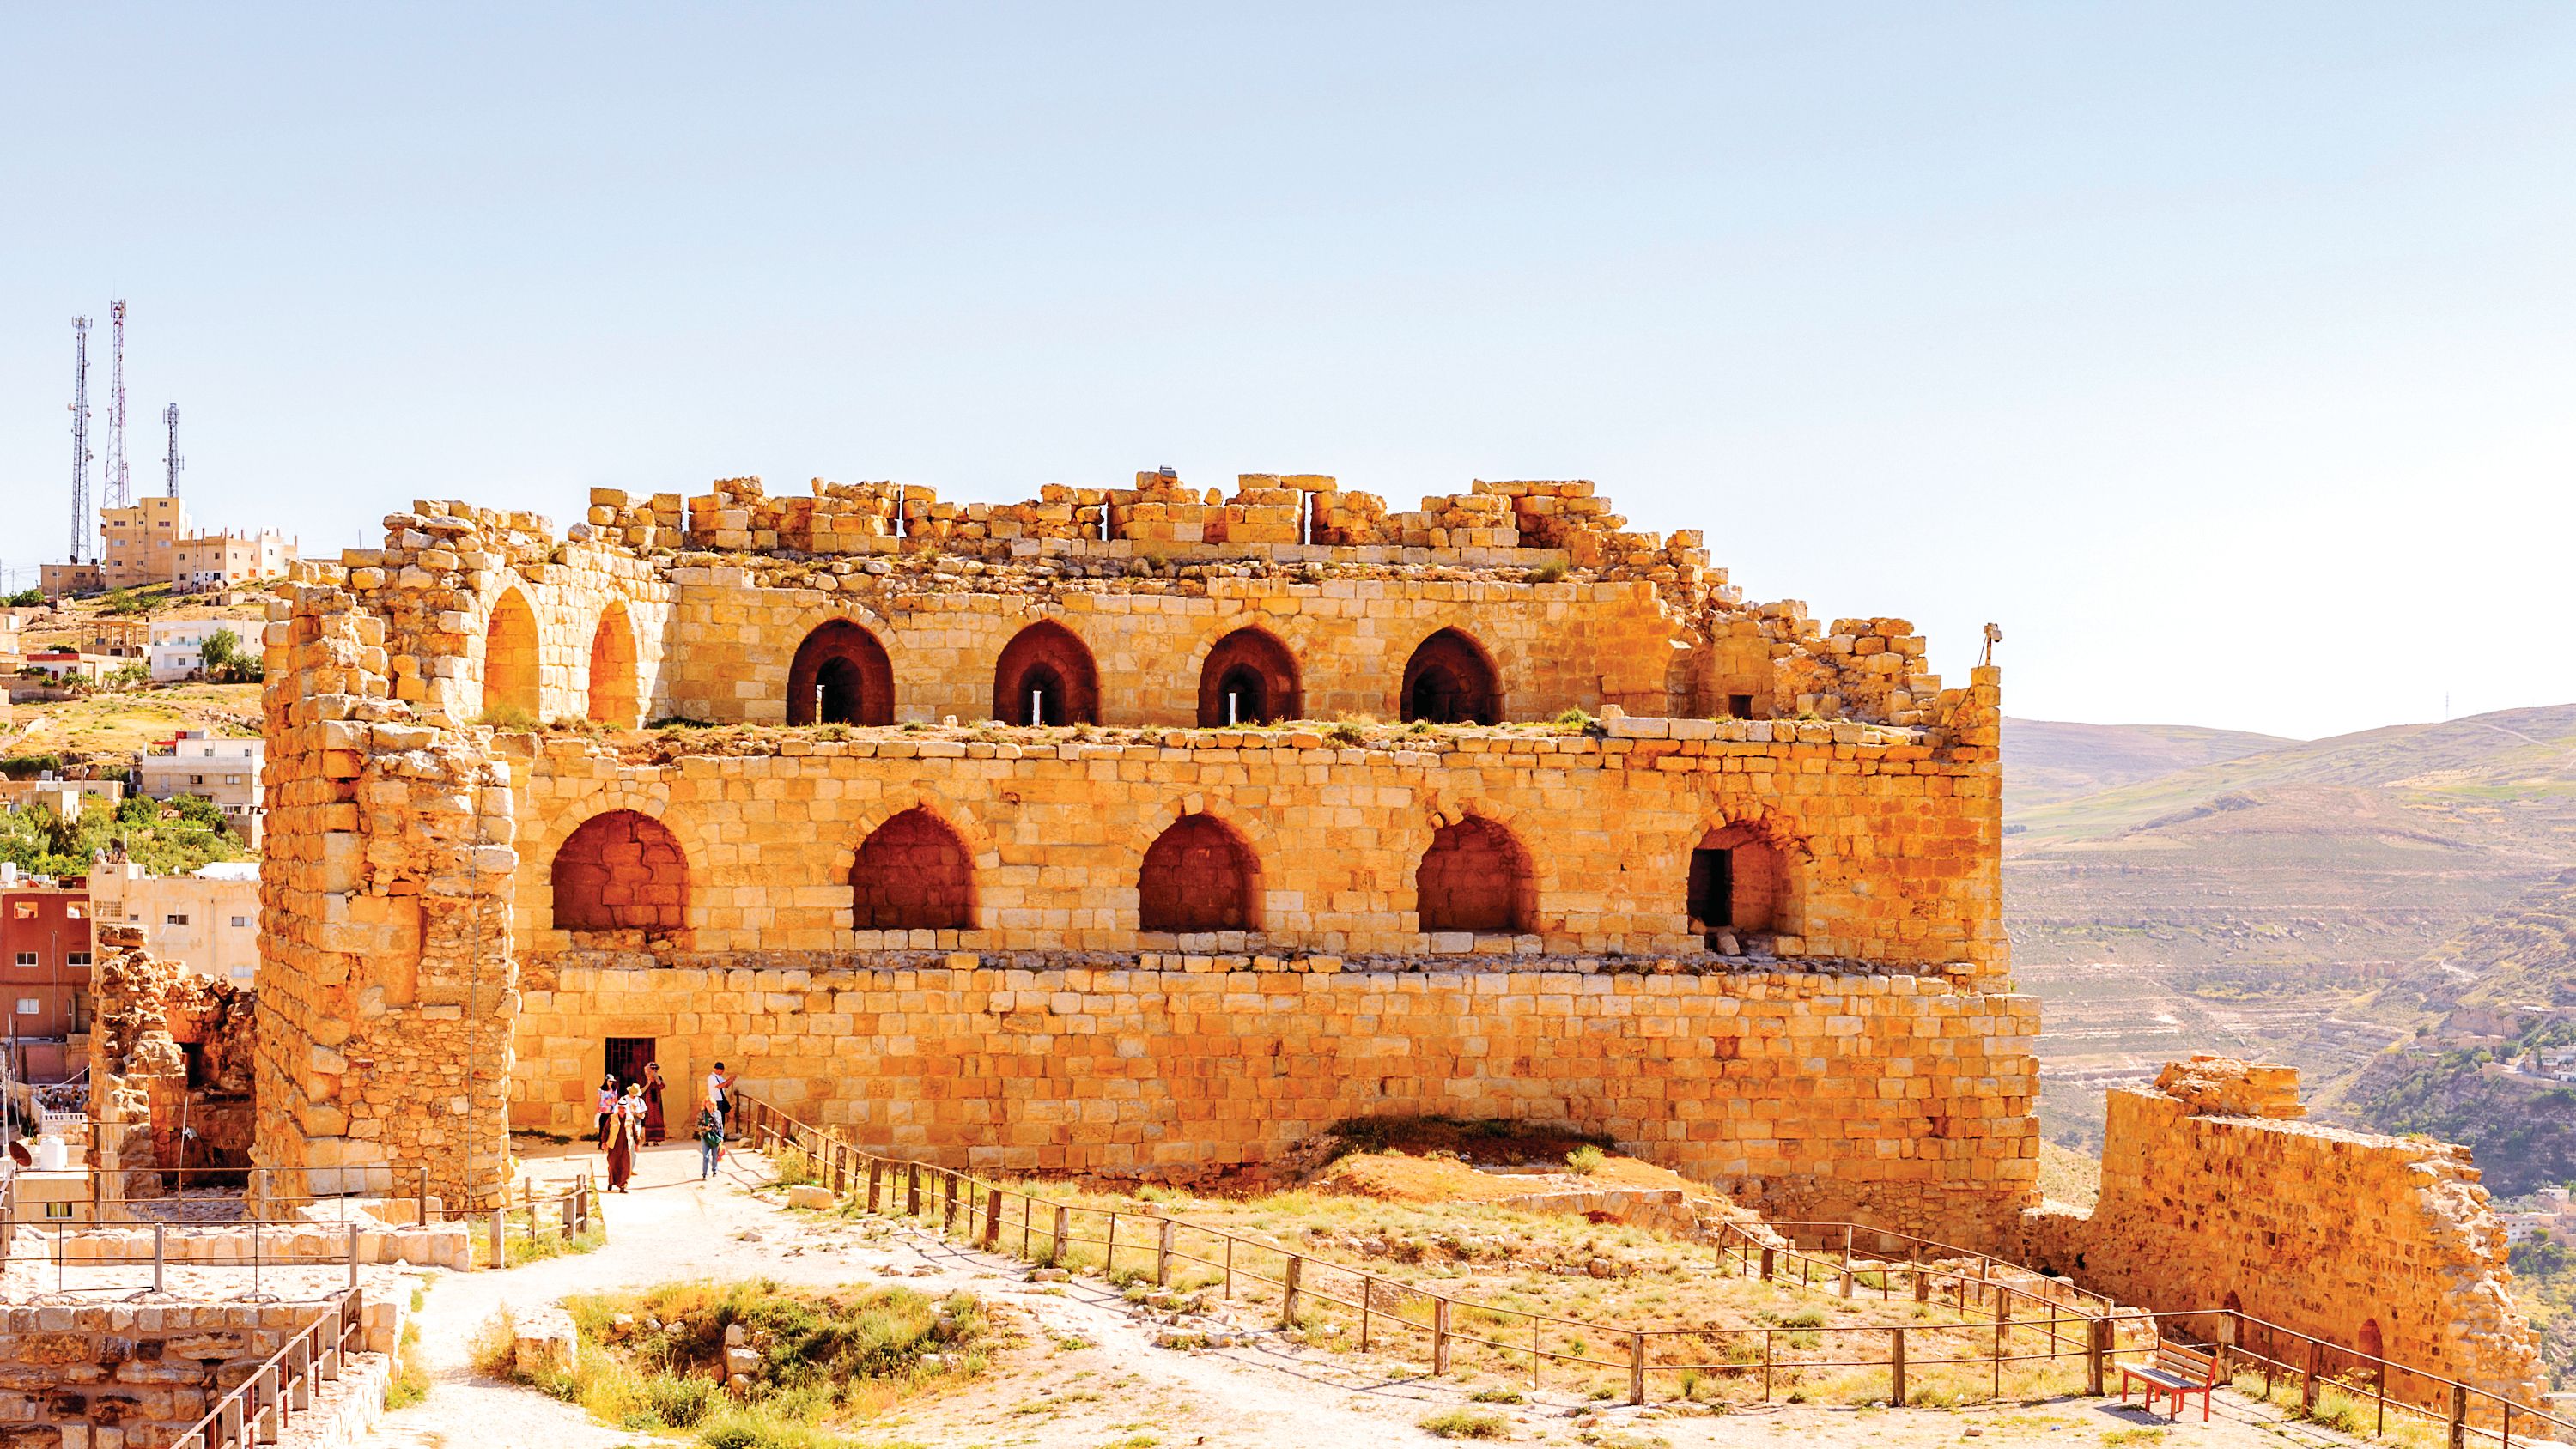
[1432,1297,1451,1376]
[1050,1204,1069,1266]
[1759,1246,1775,1281]
[2450,1384,2470,1449]
[1157,1219,1175,1288]
[1631,1331,1648,1406]
[1282,1255,1303,1328]
[907,1162,922,1216]
[982,1184,1002,1250]
[489,1208,506,1270]
[867,1159,883,1214]
[1993,1291,2009,1399]
[1892,1327,1907,1406]
[944,1173,959,1234]
[2304,1338,2322,1415]
[2087,1316,2107,1397]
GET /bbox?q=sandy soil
[363,1143,2371,1449]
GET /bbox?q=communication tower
[67,317,93,562]
[163,404,183,497]
[102,300,131,512]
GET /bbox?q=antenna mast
[68,318,93,562]
[103,300,131,512]
[162,404,183,498]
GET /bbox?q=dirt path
[366,1143,2372,1448]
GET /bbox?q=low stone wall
[2026,1057,2546,1412]
[0,1297,400,1448]
[9,1216,469,1275]
[520,958,2041,1247]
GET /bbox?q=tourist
[593,1073,619,1147]
[642,1061,667,1145]
[604,1086,639,1192]
[695,1101,724,1179]
[706,1060,732,1138]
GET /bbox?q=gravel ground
[361,1142,2373,1449]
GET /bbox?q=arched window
[483,589,541,722]
[787,620,895,726]
[993,621,1099,726]
[551,810,687,933]
[586,601,639,727]
[2357,1317,2384,1387]
[1400,628,1499,724]
[1688,822,1793,939]
[1197,628,1301,727]
[1138,814,1260,933]
[1415,816,1533,935]
[852,808,974,931]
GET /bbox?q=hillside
[2005,706,2576,1155]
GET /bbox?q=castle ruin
[251,472,2035,1243]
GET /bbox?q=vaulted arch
[852,807,975,931]
[1415,815,1533,934]
[551,809,688,933]
[993,620,1098,726]
[586,600,640,727]
[1401,627,1499,725]
[1197,627,1302,726]
[1138,813,1261,933]
[482,589,541,722]
[788,619,895,726]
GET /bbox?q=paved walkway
[365,1143,2381,1448]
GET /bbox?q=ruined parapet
[2026,1057,2545,1414]
[252,581,519,1211]
[88,925,256,1201]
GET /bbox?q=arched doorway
[586,602,639,727]
[483,589,541,722]
[993,621,1099,725]
[1400,628,1499,724]
[1687,822,1795,939]
[1138,814,1260,932]
[1415,816,1533,934]
[551,810,688,933]
[787,620,895,726]
[1198,628,1301,726]
[851,808,974,931]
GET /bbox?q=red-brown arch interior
[1138,814,1260,933]
[1401,628,1499,725]
[788,620,896,726]
[852,808,974,931]
[586,602,639,727]
[1416,815,1533,934]
[483,590,541,722]
[551,809,688,933]
[1198,627,1302,726]
[1689,822,1794,934]
[993,621,1099,725]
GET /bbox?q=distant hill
[2002,718,2291,813]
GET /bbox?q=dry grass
[8,682,262,757]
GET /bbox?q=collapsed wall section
[89,925,257,1198]
[518,960,2041,1246]
[2025,1057,2546,1411]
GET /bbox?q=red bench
[2118,1339,2220,1421]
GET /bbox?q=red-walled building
[0,872,94,1083]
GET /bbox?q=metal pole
[154,1222,164,1294]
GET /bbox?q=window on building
[64,905,82,919]
[9,902,30,919]
[41,1203,71,1221]
[166,913,189,926]
[229,915,252,929]
[189,774,204,785]
[14,998,36,1016]
[9,955,31,968]
[65,954,89,968]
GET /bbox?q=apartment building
[136,731,264,846]
[85,860,258,985]
[0,868,93,1084]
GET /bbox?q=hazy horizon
[6,4,2572,741]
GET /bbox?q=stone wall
[518,957,2040,1245]
[2025,1057,2546,1412]
[0,1296,394,1448]
[87,928,255,1201]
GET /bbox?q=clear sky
[4,4,2571,741]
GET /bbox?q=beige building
[135,731,264,846]
[38,561,100,597]
[84,861,258,985]
[100,496,192,590]
[62,494,299,597]
[172,529,295,593]
[0,778,125,823]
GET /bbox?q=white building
[148,618,254,682]
[84,860,259,985]
[136,731,265,847]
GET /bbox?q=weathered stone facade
[2026,1058,2546,1413]
[88,926,255,1203]
[252,470,2033,1240]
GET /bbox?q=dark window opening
[1728,693,1755,718]
[605,1036,654,1092]
[1217,665,1266,725]
[1400,629,1499,725]
[1688,848,1733,929]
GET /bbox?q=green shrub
[1564,1144,1606,1175]
[1419,1407,1510,1439]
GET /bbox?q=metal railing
[165,1285,366,1449]
[482,1173,601,1267]
[12,1218,376,1297]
